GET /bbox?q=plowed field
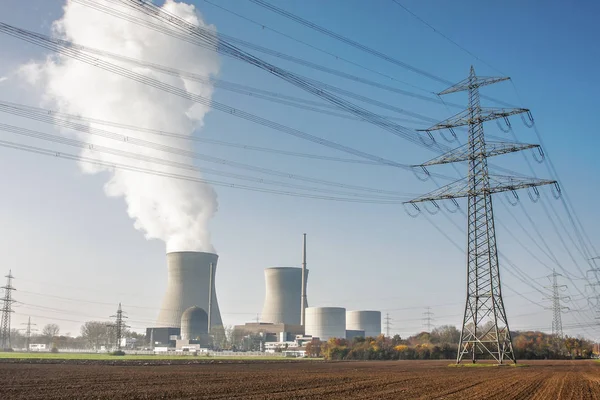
[1,359,598,399]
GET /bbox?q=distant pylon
[20,317,37,351]
[422,307,435,332]
[544,270,569,339]
[405,66,557,364]
[0,270,16,349]
[384,313,392,337]
[109,303,128,351]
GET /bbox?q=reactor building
[155,251,222,330]
[346,310,382,338]
[305,307,346,341]
[261,267,308,325]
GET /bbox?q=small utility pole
[208,262,213,334]
[109,303,128,351]
[0,270,16,349]
[384,313,392,337]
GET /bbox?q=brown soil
[1,359,598,399]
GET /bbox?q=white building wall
[305,307,346,341]
[346,311,382,338]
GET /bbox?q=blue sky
[0,0,598,339]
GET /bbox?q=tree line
[10,321,146,351]
[305,326,598,360]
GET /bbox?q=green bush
[50,347,59,353]
[110,350,125,356]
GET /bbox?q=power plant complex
[147,235,381,351]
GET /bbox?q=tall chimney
[301,233,307,326]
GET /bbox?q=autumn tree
[430,325,460,345]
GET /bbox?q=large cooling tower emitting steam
[261,267,308,325]
[346,310,382,338]
[156,252,222,329]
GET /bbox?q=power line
[202,0,432,93]
[390,0,504,75]
[0,138,407,204]
[0,22,436,167]
[0,122,410,201]
[67,2,452,150]
[247,0,515,108]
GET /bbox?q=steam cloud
[20,0,220,252]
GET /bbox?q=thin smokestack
[208,262,213,334]
[301,233,307,326]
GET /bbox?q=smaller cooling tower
[346,310,382,338]
[261,267,308,325]
[305,307,345,341]
[180,306,208,340]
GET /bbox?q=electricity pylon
[544,270,569,339]
[109,303,128,351]
[422,307,435,332]
[20,317,37,351]
[405,66,557,364]
[0,270,16,349]
[384,313,392,337]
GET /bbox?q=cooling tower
[305,307,346,340]
[261,267,308,325]
[156,252,222,329]
[180,306,208,340]
[346,310,382,338]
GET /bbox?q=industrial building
[261,267,308,325]
[346,310,382,338]
[146,327,181,347]
[233,322,304,343]
[304,307,346,341]
[156,251,222,330]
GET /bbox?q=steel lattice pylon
[406,67,558,364]
[0,270,16,349]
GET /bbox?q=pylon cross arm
[438,76,510,95]
[417,108,529,131]
[404,175,556,204]
[419,141,539,167]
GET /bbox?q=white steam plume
[20,0,220,253]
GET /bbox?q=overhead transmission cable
[0,123,409,201]
[72,0,459,110]
[247,0,515,108]
[201,0,431,93]
[0,101,390,167]
[0,139,405,204]
[0,103,420,196]
[68,0,453,151]
[0,22,430,170]
[25,32,441,125]
[390,0,504,75]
